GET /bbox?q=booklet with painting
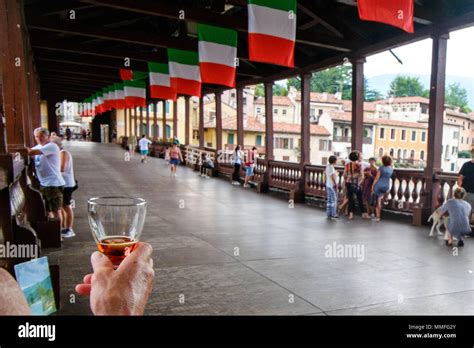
[14,256,57,315]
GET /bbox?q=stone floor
[47,141,474,315]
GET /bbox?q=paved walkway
[48,141,474,315]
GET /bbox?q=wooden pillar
[133,107,137,137]
[124,108,128,137]
[351,58,365,152]
[215,92,223,152]
[199,96,204,149]
[162,100,166,141]
[47,100,59,134]
[0,0,31,152]
[0,92,7,153]
[413,32,449,226]
[426,33,449,208]
[236,88,244,149]
[300,73,311,164]
[185,96,190,145]
[139,106,144,137]
[153,102,158,141]
[264,82,274,160]
[128,108,133,137]
[145,104,150,138]
[173,100,178,139]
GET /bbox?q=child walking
[326,155,339,219]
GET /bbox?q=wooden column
[139,106,144,137]
[173,100,178,139]
[300,73,311,164]
[215,92,223,152]
[199,96,204,149]
[153,102,158,141]
[133,107,137,137]
[264,82,274,160]
[427,33,449,209]
[351,58,365,152]
[162,101,166,141]
[236,88,244,148]
[185,96,190,145]
[0,94,7,153]
[47,100,59,134]
[128,108,133,137]
[145,104,150,138]
[124,108,128,137]
[0,0,30,152]
[413,32,449,226]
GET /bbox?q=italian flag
[148,62,177,101]
[124,80,147,107]
[168,48,201,97]
[248,0,296,67]
[198,24,237,87]
[120,69,148,81]
[102,87,111,111]
[107,85,118,110]
[114,83,126,109]
[95,91,105,114]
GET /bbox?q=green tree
[365,79,383,101]
[445,82,472,113]
[388,76,429,98]
[254,84,288,97]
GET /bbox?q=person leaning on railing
[457,147,474,235]
[343,151,367,220]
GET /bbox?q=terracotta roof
[341,100,376,112]
[254,96,294,106]
[377,96,430,104]
[204,117,330,136]
[371,118,427,129]
[329,110,427,128]
[294,92,342,104]
[445,108,470,118]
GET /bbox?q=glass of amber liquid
[87,196,147,269]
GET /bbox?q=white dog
[427,207,449,239]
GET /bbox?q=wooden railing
[268,160,302,191]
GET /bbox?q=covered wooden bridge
[1,0,474,315]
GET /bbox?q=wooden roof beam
[78,0,355,51]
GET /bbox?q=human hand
[75,242,154,315]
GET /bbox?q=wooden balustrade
[268,161,301,191]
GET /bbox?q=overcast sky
[365,26,474,78]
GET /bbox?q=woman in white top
[51,137,76,238]
[231,145,243,185]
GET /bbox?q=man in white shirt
[138,135,152,163]
[27,127,65,227]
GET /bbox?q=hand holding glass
[88,197,147,268]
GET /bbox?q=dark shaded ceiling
[23,0,474,101]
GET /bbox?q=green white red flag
[114,83,126,109]
[124,80,147,107]
[198,24,237,87]
[120,69,147,81]
[148,62,177,101]
[167,48,201,97]
[247,0,296,67]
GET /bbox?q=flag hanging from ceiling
[167,48,201,97]
[96,91,105,114]
[248,0,296,67]
[107,85,117,109]
[120,69,148,81]
[198,24,237,87]
[114,83,126,109]
[102,87,111,111]
[357,0,414,33]
[124,80,147,107]
[148,62,177,101]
